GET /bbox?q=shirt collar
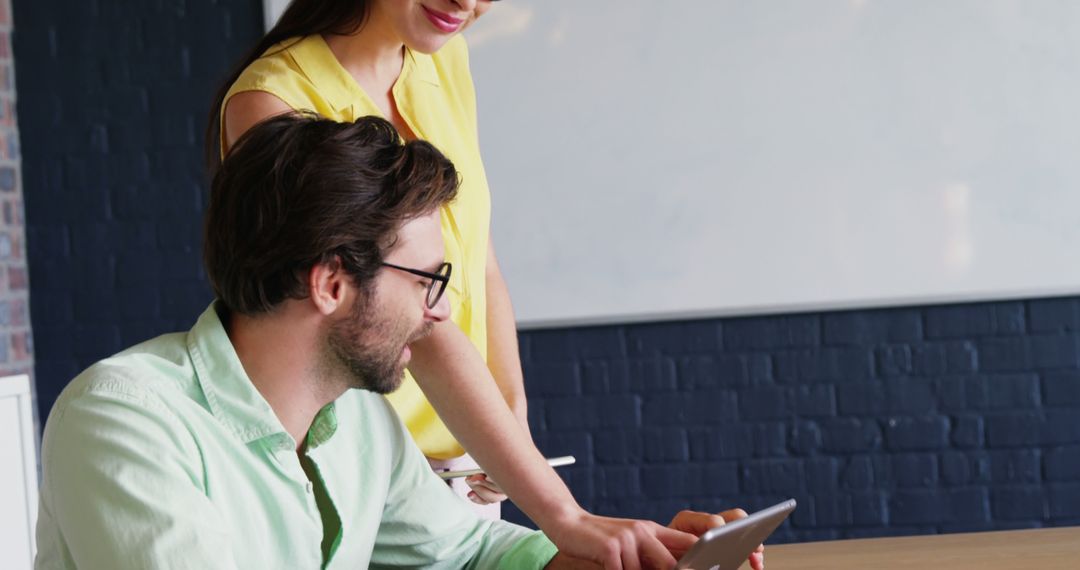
[187,302,292,446]
[286,34,441,115]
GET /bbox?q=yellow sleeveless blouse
[223,34,489,459]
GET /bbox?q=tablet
[437,455,577,480]
[674,499,797,570]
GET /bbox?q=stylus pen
[438,455,577,480]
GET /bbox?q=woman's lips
[422,6,464,33]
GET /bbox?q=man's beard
[323,293,433,395]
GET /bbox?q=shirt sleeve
[36,379,239,570]
[367,398,558,570]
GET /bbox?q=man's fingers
[718,508,748,523]
[669,510,727,536]
[749,551,765,570]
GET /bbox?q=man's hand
[668,510,765,570]
[545,508,764,570]
[463,474,508,504]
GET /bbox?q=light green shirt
[35,303,558,569]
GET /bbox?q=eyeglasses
[380,261,452,309]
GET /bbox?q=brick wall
[0,0,32,385]
[13,0,262,421]
[506,298,1080,541]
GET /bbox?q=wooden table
[742,527,1080,569]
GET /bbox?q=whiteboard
[466,0,1080,328]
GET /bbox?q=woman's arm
[484,239,530,431]
[222,91,294,154]
[408,323,697,569]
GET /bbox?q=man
[35,114,762,569]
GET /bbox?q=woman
[207,2,760,568]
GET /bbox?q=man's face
[323,211,450,393]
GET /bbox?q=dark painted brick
[527,400,546,433]
[790,420,823,455]
[724,315,820,350]
[812,494,853,527]
[850,491,888,526]
[688,427,749,460]
[753,422,788,457]
[1029,334,1080,369]
[582,358,678,394]
[892,453,938,488]
[889,490,942,525]
[951,415,984,448]
[992,486,1046,520]
[740,458,802,495]
[941,451,992,486]
[1028,298,1080,333]
[986,412,1042,447]
[73,324,121,359]
[1043,371,1080,407]
[911,344,947,376]
[642,390,737,426]
[792,385,835,416]
[619,358,678,393]
[944,341,979,373]
[1043,411,1080,445]
[580,360,610,394]
[739,386,790,420]
[883,416,949,451]
[525,361,581,396]
[885,380,936,414]
[593,431,643,465]
[823,310,922,345]
[925,303,1024,338]
[875,345,912,378]
[547,395,640,431]
[821,418,882,453]
[985,374,1041,409]
[676,355,747,390]
[689,423,785,460]
[804,457,840,491]
[892,488,991,526]
[626,320,721,355]
[1048,483,1080,519]
[1045,446,1080,481]
[642,463,736,498]
[774,347,873,384]
[977,338,1031,372]
[989,449,1042,484]
[947,487,992,523]
[836,382,886,415]
[937,376,988,412]
[747,354,773,384]
[598,466,641,499]
[529,327,627,361]
[642,427,689,463]
[841,456,874,490]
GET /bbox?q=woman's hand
[544,508,765,570]
[463,474,507,504]
[545,509,699,570]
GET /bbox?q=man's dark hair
[204,113,459,315]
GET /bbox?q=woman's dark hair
[204,112,459,315]
[205,0,371,167]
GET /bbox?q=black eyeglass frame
[381,261,452,309]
